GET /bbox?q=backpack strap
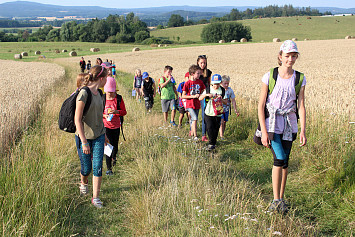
[81,86,92,116]
[116,93,126,141]
[294,71,304,95]
[268,67,278,95]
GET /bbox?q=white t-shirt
[262,70,306,134]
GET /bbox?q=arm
[173,85,178,98]
[115,99,127,117]
[258,83,270,147]
[153,83,156,97]
[74,100,90,154]
[231,98,240,116]
[182,91,200,99]
[133,77,135,89]
[298,86,307,146]
[160,77,170,88]
[199,93,212,101]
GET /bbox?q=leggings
[204,114,221,146]
[200,100,206,136]
[105,127,120,170]
[270,133,293,169]
[79,134,105,177]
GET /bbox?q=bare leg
[219,119,226,137]
[93,176,102,199]
[163,112,168,122]
[272,165,282,200]
[171,109,176,122]
[81,174,88,185]
[178,113,184,126]
[191,120,197,137]
[280,168,288,199]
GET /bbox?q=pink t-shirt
[103,96,121,129]
[262,71,306,134]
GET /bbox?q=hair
[76,73,87,88]
[135,69,141,77]
[106,59,109,62]
[96,58,102,65]
[221,75,230,82]
[82,65,108,86]
[110,60,113,64]
[197,55,208,77]
[88,60,91,63]
[189,64,201,75]
[164,65,173,72]
[277,51,282,66]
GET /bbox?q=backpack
[157,77,166,95]
[59,87,102,133]
[265,67,304,119]
[204,85,225,111]
[103,93,126,141]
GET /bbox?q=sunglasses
[198,55,207,59]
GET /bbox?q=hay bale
[345,36,353,39]
[304,38,310,41]
[21,52,28,56]
[55,50,60,53]
[273,38,281,42]
[14,54,22,59]
[292,38,298,41]
[62,49,67,53]
[150,44,158,47]
[69,51,77,56]
[219,40,225,43]
[158,44,162,47]
[132,47,140,52]
[231,40,238,43]
[90,48,100,52]
[240,38,247,42]
[164,44,168,47]
[35,51,41,55]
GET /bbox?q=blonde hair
[76,73,87,88]
[82,65,108,86]
[222,75,230,82]
[135,69,141,77]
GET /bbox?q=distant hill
[0,1,353,20]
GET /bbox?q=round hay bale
[90,48,100,52]
[345,35,352,39]
[150,44,158,47]
[14,54,22,59]
[158,44,162,47]
[240,38,247,43]
[62,49,67,53]
[55,50,60,53]
[69,51,77,56]
[164,44,168,47]
[21,52,28,56]
[231,40,238,43]
[292,38,298,41]
[132,47,140,52]
[219,40,225,43]
[35,51,41,55]
[273,38,281,42]
[304,38,310,41]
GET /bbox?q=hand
[207,93,213,97]
[235,110,240,117]
[261,133,270,148]
[299,132,307,147]
[195,94,200,99]
[105,135,110,146]
[82,142,90,155]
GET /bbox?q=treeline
[162,4,322,28]
[0,13,151,43]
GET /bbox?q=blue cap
[211,74,222,84]
[142,72,149,79]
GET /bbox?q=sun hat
[101,62,113,68]
[280,40,299,54]
[185,72,190,78]
[142,72,149,79]
[211,74,222,84]
[104,77,116,92]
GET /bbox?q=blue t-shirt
[177,81,186,107]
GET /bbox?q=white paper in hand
[132,89,136,97]
[104,143,114,157]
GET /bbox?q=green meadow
[151,15,355,43]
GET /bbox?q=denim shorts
[186,108,199,121]
[221,111,229,122]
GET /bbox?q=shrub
[157,25,164,30]
[135,31,150,43]
[141,37,172,45]
[201,22,252,43]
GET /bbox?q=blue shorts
[221,111,229,122]
[186,108,199,121]
[270,133,293,169]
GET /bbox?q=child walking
[199,74,227,150]
[74,65,108,208]
[177,72,190,128]
[257,40,307,214]
[182,65,205,140]
[133,69,143,102]
[159,65,178,126]
[141,72,156,112]
[103,77,127,175]
[219,75,240,139]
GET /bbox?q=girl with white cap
[257,40,307,214]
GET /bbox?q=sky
[0,0,354,8]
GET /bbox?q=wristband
[83,143,89,147]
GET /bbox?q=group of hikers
[71,40,307,214]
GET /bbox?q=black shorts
[178,106,186,114]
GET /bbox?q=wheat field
[59,39,354,120]
[0,60,65,152]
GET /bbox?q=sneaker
[202,136,208,142]
[193,137,199,141]
[106,170,114,176]
[278,199,289,214]
[268,200,281,212]
[170,121,177,126]
[79,183,88,195]
[207,145,215,151]
[91,198,103,208]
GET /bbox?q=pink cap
[104,77,116,92]
[280,40,299,54]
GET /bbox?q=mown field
[151,15,355,43]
